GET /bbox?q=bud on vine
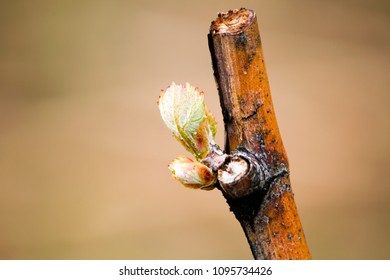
[169,156,216,190]
[158,82,221,190]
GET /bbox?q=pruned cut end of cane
[210,8,255,35]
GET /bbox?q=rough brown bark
[208,8,311,259]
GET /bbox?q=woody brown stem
[208,8,311,259]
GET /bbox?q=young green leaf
[158,82,216,160]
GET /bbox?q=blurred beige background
[1,0,389,259]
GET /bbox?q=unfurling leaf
[158,82,216,160]
[159,82,221,191]
[169,156,216,190]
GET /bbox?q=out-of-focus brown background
[1,0,389,259]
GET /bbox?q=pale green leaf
[158,82,217,159]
